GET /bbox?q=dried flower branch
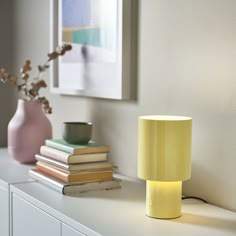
[0,44,72,114]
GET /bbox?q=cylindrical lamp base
[146,181,182,219]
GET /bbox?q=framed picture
[50,0,132,99]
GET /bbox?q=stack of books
[29,139,121,195]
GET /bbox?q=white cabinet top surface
[0,148,34,187]
[10,175,236,236]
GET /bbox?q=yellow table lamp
[138,115,192,219]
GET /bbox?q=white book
[35,154,114,172]
[28,169,121,195]
[40,145,108,164]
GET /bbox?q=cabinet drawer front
[0,186,8,236]
[12,194,60,236]
[62,223,86,236]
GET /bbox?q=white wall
[6,0,236,212]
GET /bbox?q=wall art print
[51,0,132,99]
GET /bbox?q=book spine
[28,169,64,194]
[36,154,69,170]
[40,146,70,163]
[36,161,113,183]
[63,181,121,195]
[37,161,70,174]
[36,163,69,183]
[69,171,113,183]
[45,140,74,154]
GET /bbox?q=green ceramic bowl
[62,122,93,144]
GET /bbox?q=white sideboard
[10,176,236,236]
[0,179,9,236]
[1,148,236,236]
[0,149,34,236]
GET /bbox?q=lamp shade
[138,115,192,181]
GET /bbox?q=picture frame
[50,0,132,100]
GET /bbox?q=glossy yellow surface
[146,181,182,219]
[138,116,192,181]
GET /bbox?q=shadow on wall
[0,86,16,147]
[0,0,16,147]
[87,0,140,140]
[130,0,139,101]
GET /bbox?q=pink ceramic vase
[8,99,52,163]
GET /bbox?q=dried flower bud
[64,44,72,51]
[44,106,52,114]
[38,65,49,72]
[38,97,52,114]
[37,80,47,88]
[0,68,5,73]
[49,51,60,61]
[20,60,32,74]
[25,60,31,65]
[10,76,18,86]
[1,44,72,115]
[17,84,23,91]
[21,73,29,80]
[29,88,38,97]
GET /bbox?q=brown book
[36,161,113,183]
